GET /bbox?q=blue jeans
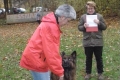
[30,70,50,80]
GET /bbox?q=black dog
[51,51,77,80]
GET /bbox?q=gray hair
[55,4,76,19]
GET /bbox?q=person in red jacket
[20,4,76,80]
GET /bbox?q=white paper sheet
[86,15,98,27]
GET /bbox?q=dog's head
[61,51,76,69]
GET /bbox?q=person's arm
[41,24,64,77]
[78,15,86,32]
[98,14,107,30]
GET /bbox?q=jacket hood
[41,12,57,24]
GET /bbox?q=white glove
[59,75,64,80]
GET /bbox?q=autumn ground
[0,17,120,80]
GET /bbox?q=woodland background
[0,0,120,18]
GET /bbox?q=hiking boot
[98,73,104,80]
[85,74,91,80]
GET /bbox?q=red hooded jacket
[20,12,64,76]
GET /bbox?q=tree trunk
[4,0,9,18]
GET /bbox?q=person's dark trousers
[84,46,104,74]
[37,20,41,24]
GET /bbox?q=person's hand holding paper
[94,19,100,24]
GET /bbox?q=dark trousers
[37,20,41,24]
[84,46,103,74]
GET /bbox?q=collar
[54,13,62,33]
[87,12,96,15]
[54,13,59,24]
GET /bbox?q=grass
[0,18,120,80]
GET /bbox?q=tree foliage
[2,0,120,17]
